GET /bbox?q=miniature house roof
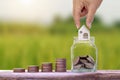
[78,25,90,40]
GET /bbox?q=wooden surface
[0,70,120,80]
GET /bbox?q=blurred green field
[0,16,120,70]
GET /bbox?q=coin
[28,65,39,72]
[41,68,52,72]
[80,55,88,59]
[56,58,66,62]
[55,58,66,72]
[84,62,94,69]
[55,68,66,72]
[13,68,25,72]
[42,68,52,72]
[41,62,53,72]
[73,56,80,66]
[73,64,83,69]
[56,64,66,68]
[80,59,88,64]
[86,55,95,65]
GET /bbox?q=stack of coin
[28,65,39,72]
[55,58,66,72]
[41,62,52,72]
[13,68,25,73]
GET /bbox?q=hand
[73,0,102,29]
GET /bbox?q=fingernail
[89,24,92,29]
[76,24,79,29]
[87,22,91,29]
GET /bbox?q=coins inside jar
[73,55,95,69]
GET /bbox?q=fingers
[74,10,80,29]
[80,7,88,17]
[86,6,97,29]
[73,0,83,29]
[73,0,102,29]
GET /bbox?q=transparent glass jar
[71,37,97,72]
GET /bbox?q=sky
[0,0,120,25]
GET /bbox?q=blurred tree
[0,22,4,34]
[49,15,77,35]
[114,21,120,29]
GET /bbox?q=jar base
[71,68,96,73]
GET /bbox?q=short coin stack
[13,68,25,73]
[41,62,52,72]
[28,65,39,72]
[55,58,66,72]
[73,55,95,69]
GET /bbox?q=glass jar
[71,37,97,72]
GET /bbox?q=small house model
[78,25,90,40]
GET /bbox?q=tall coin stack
[41,62,52,72]
[55,58,66,72]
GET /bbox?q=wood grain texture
[0,70,120,80]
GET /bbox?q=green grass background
[0,16,120,70]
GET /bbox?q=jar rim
[73,36,95,41]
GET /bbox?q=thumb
[86,6,97,29]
